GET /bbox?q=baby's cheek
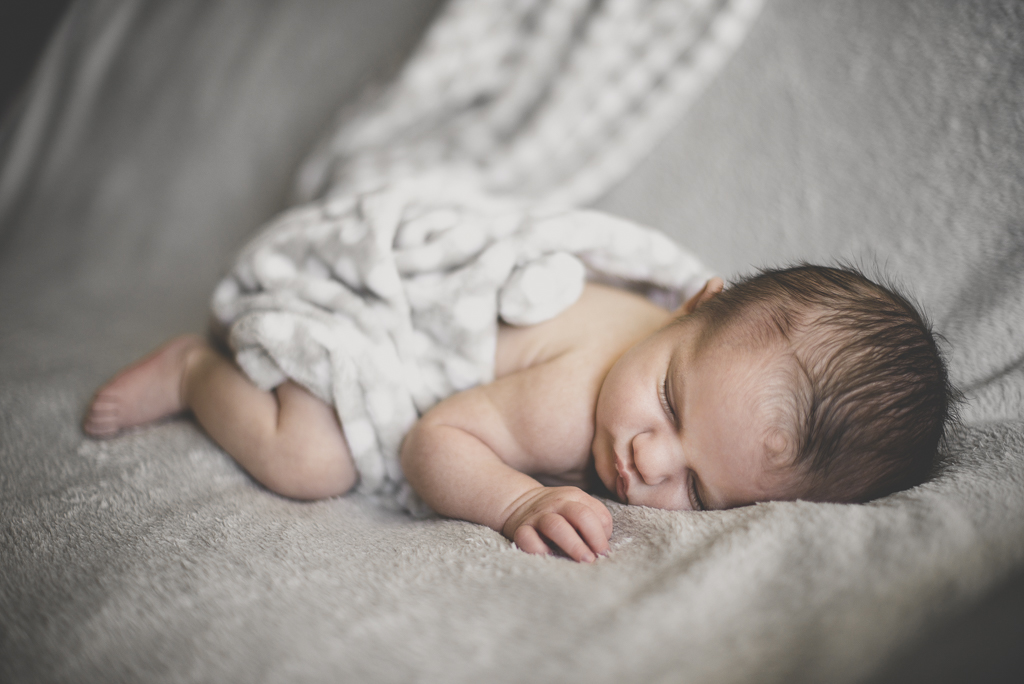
[632,484,690,511]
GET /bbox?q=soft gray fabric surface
[2,2,1023,683]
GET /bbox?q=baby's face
[592,318,797,511]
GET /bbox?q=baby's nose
[631,432,675,485]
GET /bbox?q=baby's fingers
[562,501,611,557]
[513,525,552,557]
[537,513,597,563]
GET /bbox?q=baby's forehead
[661,316,803,409]
[694,298,839,356]
[674,310,790,363]
[666,317,808,499]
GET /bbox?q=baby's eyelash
[659,377,676,421]
[689,473,706,512]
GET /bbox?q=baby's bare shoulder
[495,283,670,378]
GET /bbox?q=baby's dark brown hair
[691,264,956,503]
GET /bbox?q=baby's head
[592,264,955,510]
[690,264,955,503]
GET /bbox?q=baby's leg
[84,335,357,500]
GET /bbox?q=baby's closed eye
[658,375,676,422]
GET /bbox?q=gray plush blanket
[2,1,1024,683]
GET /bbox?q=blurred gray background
[0,2,71,118]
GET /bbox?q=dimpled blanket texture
[4,1,1024,684]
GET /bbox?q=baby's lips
[614,458,631,503]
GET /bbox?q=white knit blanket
[296,0,764,209]
[211,0,759,509]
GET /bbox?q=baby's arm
[400,362,612,563]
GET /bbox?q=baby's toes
[83,421,113,437]
[83,416,117,437]
[87,396,120,419]
[84,398,122,435]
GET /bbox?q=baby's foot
[83,334,206,437]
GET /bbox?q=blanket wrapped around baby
[211,173,711,513]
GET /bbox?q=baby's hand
[501,486,613,563]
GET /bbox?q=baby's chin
[586,461,619,503]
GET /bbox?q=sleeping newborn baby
[84,252,954,563]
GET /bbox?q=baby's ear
[677,277,724,316]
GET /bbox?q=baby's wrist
[498,485,547,538]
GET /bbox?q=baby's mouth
[614,457,630,503]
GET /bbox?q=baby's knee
[258,382,359,499]
[259,437,358,500]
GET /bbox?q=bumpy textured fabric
[212,173,711,512]
[295,0,765,209]
[213,0,761,510]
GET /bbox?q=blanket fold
[295,0,765,209]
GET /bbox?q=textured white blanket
[296,0,765,209]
